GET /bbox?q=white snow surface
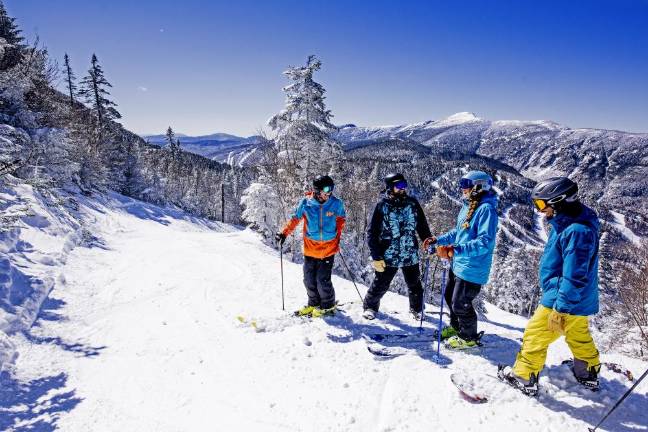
[3,192,648,431]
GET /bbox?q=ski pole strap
[589,366,648,432]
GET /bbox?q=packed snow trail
[3,194,647,431]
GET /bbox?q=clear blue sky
[9,0,648,136]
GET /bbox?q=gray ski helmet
[459,170,493,192]
[531,177,578,207]
[313,174,334,192]
[384,173,406,189]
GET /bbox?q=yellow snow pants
[513,305,600,380]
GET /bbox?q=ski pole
[588,366,648,432]
[435,258,450,363]
[338,248,365,303]
[279,244,285,311]
[419,251,439,330]
[418,255,431,331]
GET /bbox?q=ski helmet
[459,171,493,196]
[313,175,334,193]
[384,173,407,191]
[531,177,578,211]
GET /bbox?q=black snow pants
[363,264,423,312]
[303,255,336,309]
[445,269,482,341]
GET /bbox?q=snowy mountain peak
[439,112,480,124]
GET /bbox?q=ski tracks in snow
[4,197,648,432]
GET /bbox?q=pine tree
[63,53,77,107]
[0,1,25,70]
[268,55,342,189]
[78,54,121,132]
[165,126,181,154]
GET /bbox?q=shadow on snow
[0,371,82,432]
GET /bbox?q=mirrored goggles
[393,180,408,190]
[459,178,474,189]
[532,198,548,211]
[317,185,334,194]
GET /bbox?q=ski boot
[571,358,601,391]
[410,308,422,321]
[439,325,458,340]
[497,365,539,397]
[445,335,478,350]
[312,305,336,318]
[362,308,377,320]
[294,305,316,317]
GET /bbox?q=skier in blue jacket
[499,177,601,395]
[430,170,499,349]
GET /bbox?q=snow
[609,211,642,245]
[2,191,647,431]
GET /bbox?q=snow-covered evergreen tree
[165,126,181,155]
[0,1,25,71]
[63,53,76,107]
[78,54,121,132]
[240,182,282,238]
[267,55,343,192]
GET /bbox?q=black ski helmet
[313,174,334,192]
[531,177,578,208]
[384,173,406,190]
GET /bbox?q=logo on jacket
[326,211,334,217]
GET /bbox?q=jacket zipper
[319,203,323,241]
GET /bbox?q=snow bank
[0,179,83,373]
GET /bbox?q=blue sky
[9,0,648,136]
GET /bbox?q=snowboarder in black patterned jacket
[363,173,435,320]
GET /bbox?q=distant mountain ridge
[143,114,647,235]
[335,112,648,235]
[143,132,263,166]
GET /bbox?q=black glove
[275,232,286,245]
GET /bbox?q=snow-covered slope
[2,194,646,431]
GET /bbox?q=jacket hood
[550,203,599,234]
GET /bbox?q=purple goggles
[393,180,408,190]
[459,178,474,189]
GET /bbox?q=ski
[366,343,437,358]
[450,372,490,403]
[235,313,309,332]
[363,331,438,344]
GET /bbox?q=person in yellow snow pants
[499,177,601,394]
[513,305,600,380]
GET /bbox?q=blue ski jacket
[539,204,600,316]
[436,192,499,285]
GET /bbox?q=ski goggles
[393,180,408,190]
[532,198,548,211]
[459,178,474,190]
[532,193,570,211]
[316,185,334,194]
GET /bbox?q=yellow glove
[372,260,386,272]
[547,309,566,334]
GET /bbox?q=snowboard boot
[312,305,336,318]
[294,305,316,317]
[362,308,377,320]
[497,365,539,397]
[571,358,601,391]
